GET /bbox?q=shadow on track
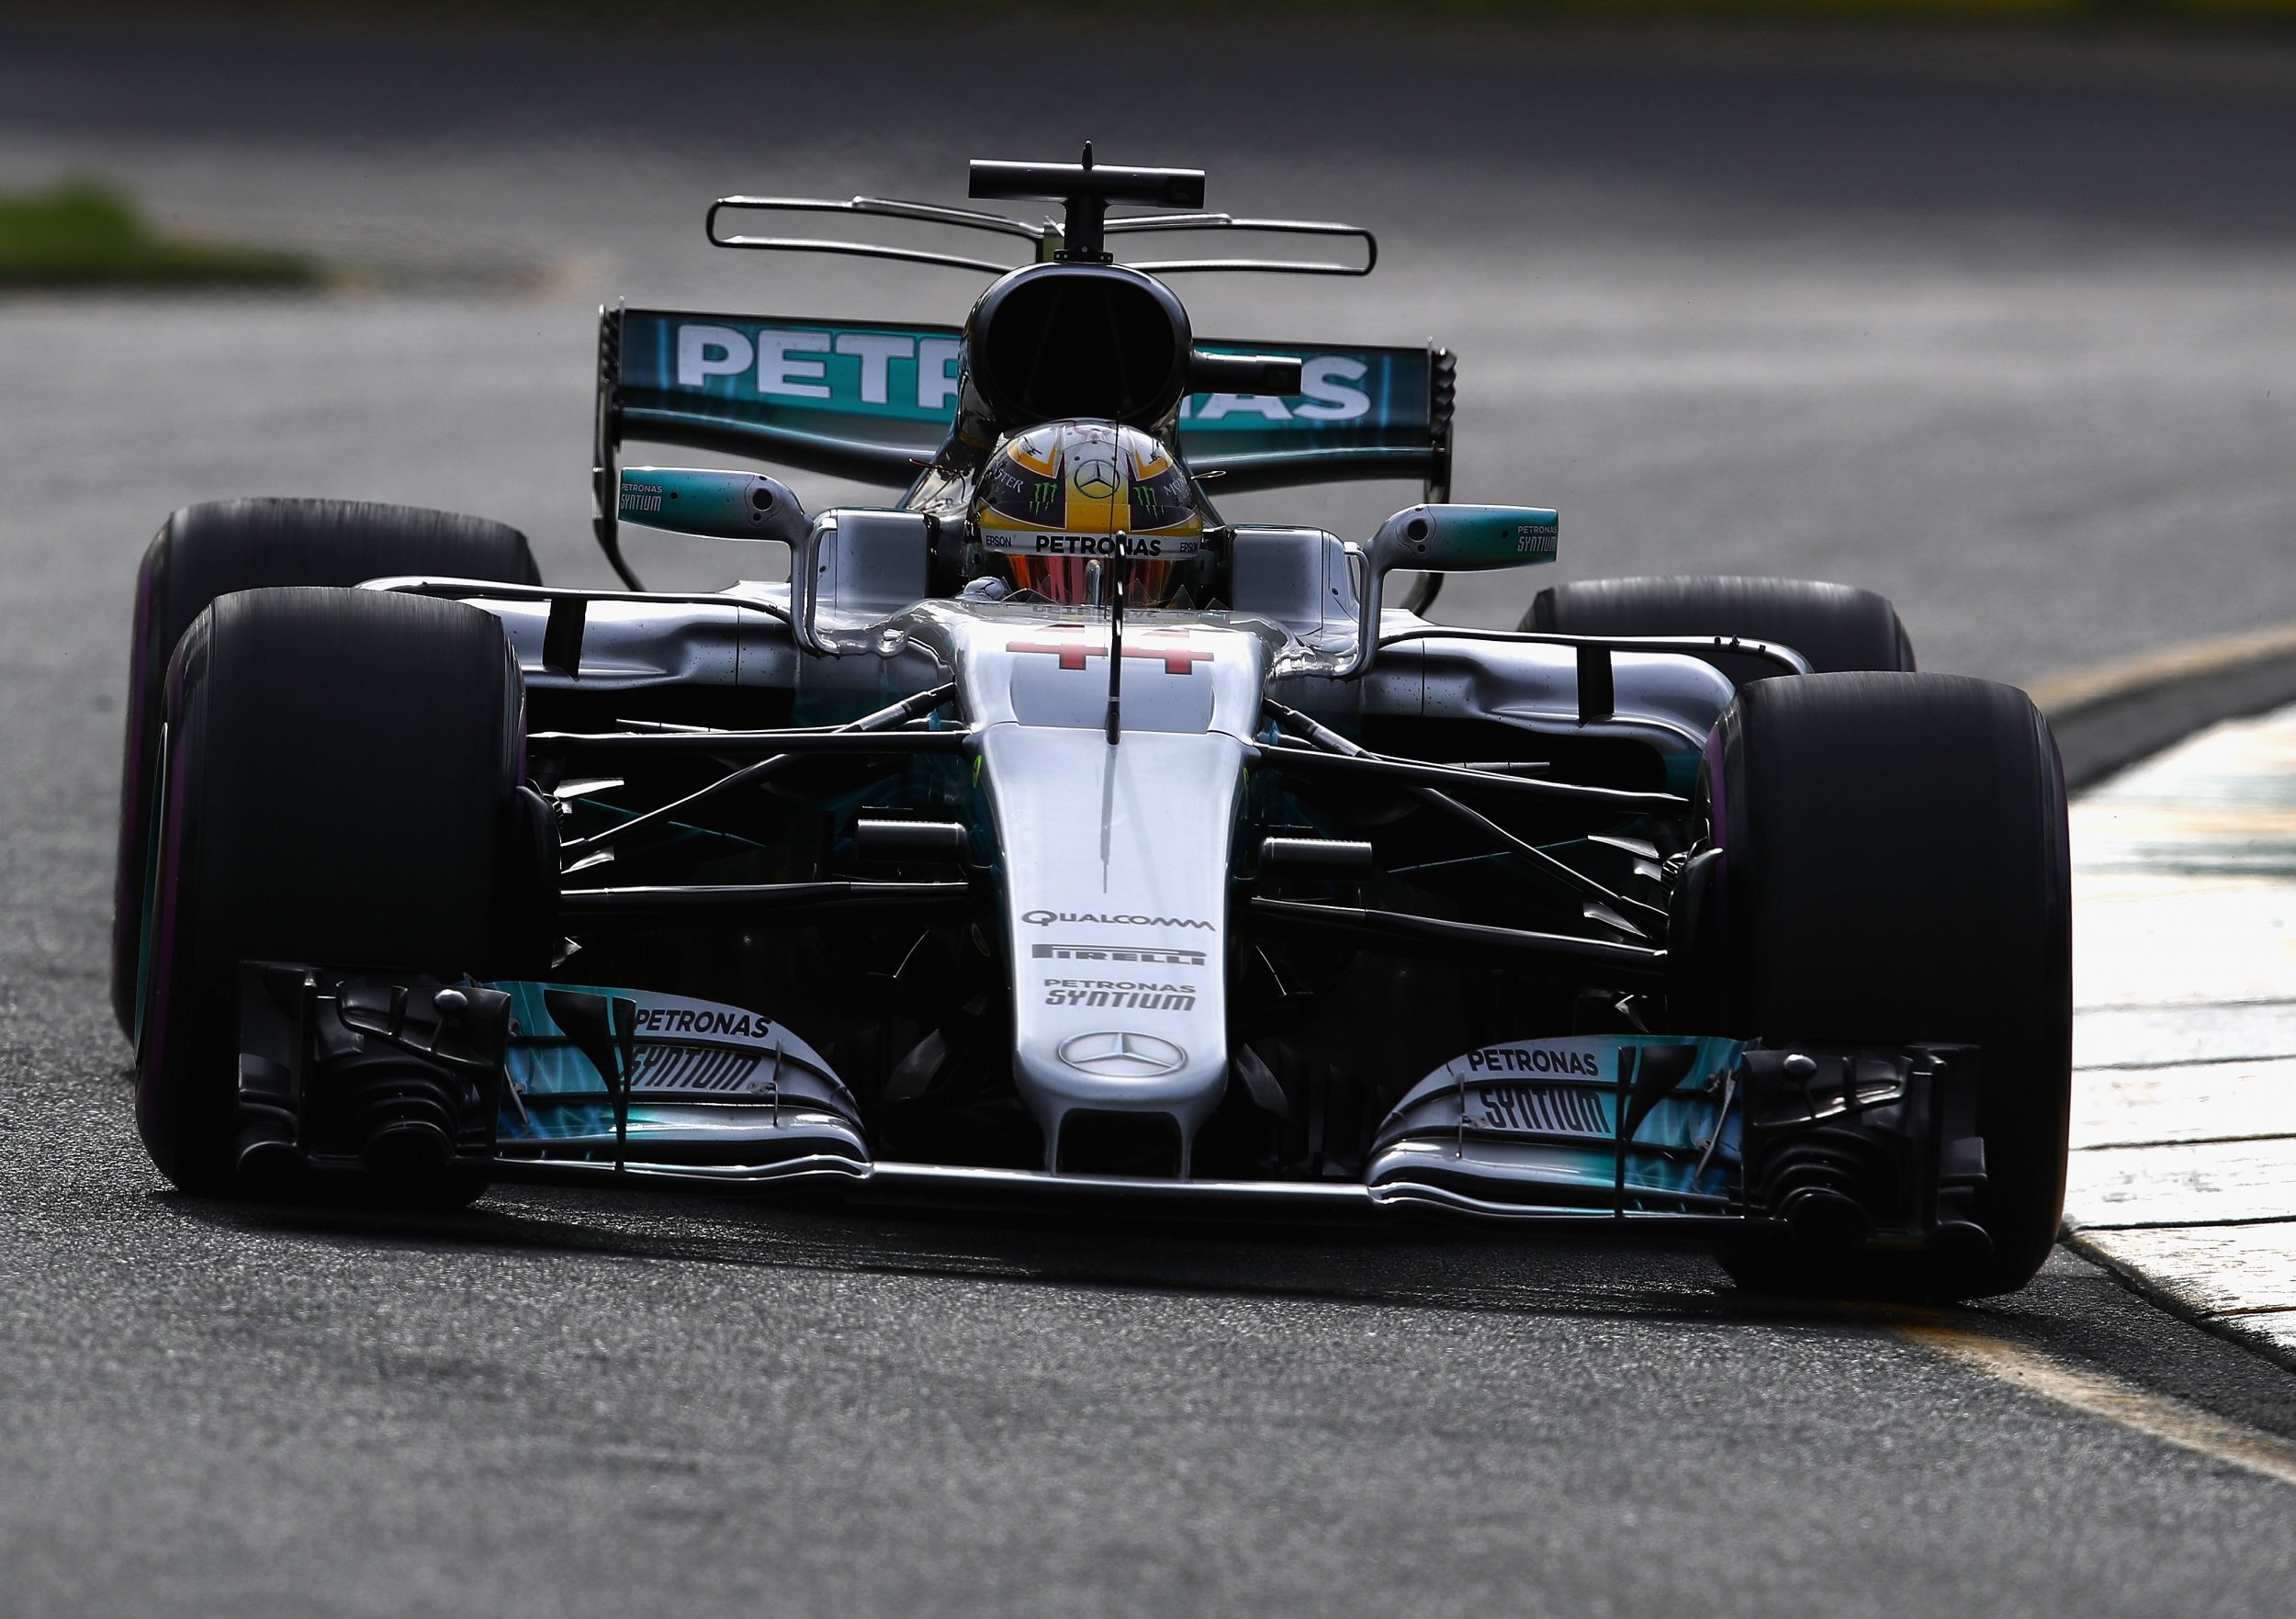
[155,1176,1907,1331]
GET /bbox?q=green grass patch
[0,182,322,290]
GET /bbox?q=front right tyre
[134,586,523,1201]
[113,498,539,1035]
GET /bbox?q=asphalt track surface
[6,19,2296,1617]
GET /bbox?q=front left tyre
[1710,671,2072,1299]
[133,587,523,1201]
[1524,574,1916,685]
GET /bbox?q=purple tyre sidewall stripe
[1703,717,1728,890]
[116,559,159,917]
[1702,716,1730,1027]
[143,663,193,1080]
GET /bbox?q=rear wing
[594,305,1455,503]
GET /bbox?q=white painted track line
[2065,703,2296,1361]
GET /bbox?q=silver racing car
[112,152,2070,1299]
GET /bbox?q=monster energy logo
[1029,480,1057,512]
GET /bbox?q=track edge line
[2061,1229,2296,1378]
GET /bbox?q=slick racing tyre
[1711,672,2072,1300]
[112,498,539,1033]
[134,587,522,1203]
[1524,575,1916,686]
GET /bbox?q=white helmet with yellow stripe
[966,420,1209,608]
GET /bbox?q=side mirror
[617,467,808,548]
[619,466,828,650]
[1347,503,1559,676]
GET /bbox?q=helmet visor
[1001,554,1187,608]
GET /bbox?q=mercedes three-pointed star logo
[1057,1030,1187,1078]
[1070,456,1120,500]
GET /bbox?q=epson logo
[1020,911,1212,930]
[632,1006,769,1040]
[1033,943,1210,967]
[1464,1045,1603,1077]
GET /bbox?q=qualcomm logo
[1057,1031,1187,1079]
[1021,910,1212,929]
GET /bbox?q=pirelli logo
[1032,943,1209,967]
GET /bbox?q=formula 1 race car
[112,152,2070,1299]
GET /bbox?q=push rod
[1260,701,1673,935]
[1245,897,1669,983]
[1375,627,1812,679]
[555,685,956,860]
[533,729,972,757]
[561,880,974,924]
[1254,741,1683,815]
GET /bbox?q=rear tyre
[113,498,539,1034]
[1524,575,1916,684]
[135,587,522,1202]
[1712,672,2071,1299]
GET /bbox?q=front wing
[231,967,1989,1249]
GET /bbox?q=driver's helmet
[966,420,1209,608]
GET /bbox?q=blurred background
[5,4,2295,682]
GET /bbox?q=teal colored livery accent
[615,309,1438,467]
[1376,1033,1747,1208]
[493,980,861,1155]
[615,466,803,543]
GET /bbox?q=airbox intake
[966,264,1191,431]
